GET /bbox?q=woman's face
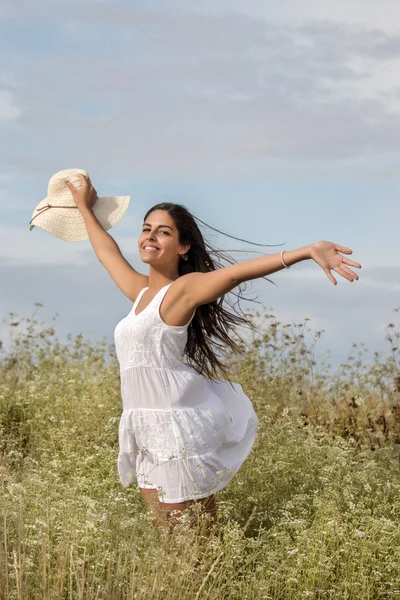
[138,209,189,267]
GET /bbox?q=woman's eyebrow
[142,223,173,231]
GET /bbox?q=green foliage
[1,305,400,599]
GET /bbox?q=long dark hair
[143,203,283,381]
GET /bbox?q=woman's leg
[140,488,217,531]
[140,488,170,527]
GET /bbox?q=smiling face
[138,209,190,269]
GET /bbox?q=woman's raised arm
[66,174,148,302]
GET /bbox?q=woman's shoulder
[158,277,197,328]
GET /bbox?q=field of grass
[1,304,400,599]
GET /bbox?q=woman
[66,174,362,530]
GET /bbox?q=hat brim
[29,196,131,242]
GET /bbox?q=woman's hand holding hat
[29,168,131,242]
[65,173,98,213]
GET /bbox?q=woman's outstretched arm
[182,241,362,308]
[66,173,148,302]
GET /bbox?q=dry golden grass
[1,303,400,599]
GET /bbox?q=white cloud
[0,221,146,266]
[0,224,93,266]
[266,1,400,33]
[2,10,400,179]
[0,222,136,265]
[153,0,400,35]
[287,269,400,291]
[0,89,24,122]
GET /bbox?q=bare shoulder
[159,274,202,327]
[175,270,238,309]
[167,273,204,296]
[161,270,237,326]
[168,273,207,307]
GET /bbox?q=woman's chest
[114,313,187,354]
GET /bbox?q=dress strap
[156,283,196,327]
[157,283,172,299]
[132,286,149,311]
[152,283,172,308]
[132,284,171,315]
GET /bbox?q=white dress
[113,283,259,504]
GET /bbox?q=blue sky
[1,0,399,376]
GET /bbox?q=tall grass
[1,304,400,599]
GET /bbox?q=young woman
[66,174,362,530]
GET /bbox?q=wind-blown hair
[143,202,281,381]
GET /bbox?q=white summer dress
[114,283,259,504]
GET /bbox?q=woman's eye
[142,229,169,235]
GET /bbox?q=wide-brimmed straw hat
[29,168,130,242]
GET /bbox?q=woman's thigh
[139,487,217,528]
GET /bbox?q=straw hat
[29,168,130,242]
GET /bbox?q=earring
[181,254,188,261]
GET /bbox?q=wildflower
[355,530,366,538]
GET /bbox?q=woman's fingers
[325,269,337,285]
[333,265,355,282]
[77,173,89,185]
[335,244,362,269]
[66,173,92,189]
[335,244,353,254]
[339,264,359,280]
[64,174,98,211]
[342,257,362,268]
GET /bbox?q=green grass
[1,304,400,599]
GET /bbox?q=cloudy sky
[1,0,399,376]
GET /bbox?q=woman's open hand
[65,173,98,213]
[309,241,362,285]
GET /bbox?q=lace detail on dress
[124,406,229,460]
[114,284,194,371]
